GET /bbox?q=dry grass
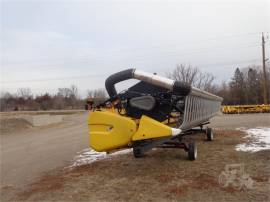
[4,129,269,202]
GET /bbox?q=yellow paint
[88,110,136,152]
[222,105,270,114]
[132,115,172,141]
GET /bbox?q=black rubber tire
[133,147,144,158]
[188,141,197,161]
[206,127,214,141]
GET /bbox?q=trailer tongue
[88,69,223,160]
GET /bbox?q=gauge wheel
[206,127,214,141]
[188,141,197,160]
[133,147,144,158]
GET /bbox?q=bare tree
[70,85,78,98]
[17,88,32,99]
[35,93,53,110]
[167,64,215,92]
[87,88,107,105]
[167,64,198,84]
[57,85,80,109]
[0,92,17,111]
[16,88,33,110]
[57,88,71,98]
[87,88,106,99]
[195,72,215,92]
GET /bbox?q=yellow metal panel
[88,110,136,152]
[132,115,172,141]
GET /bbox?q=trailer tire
[133,147,144,158]
[206,127,214,141]
[188,141,197,160]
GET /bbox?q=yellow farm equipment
[88,69,223,160]
[222,105,270,114]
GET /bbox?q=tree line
[168,64,270,105]
[215,66,270,105]
[0,85,106,111]
[0,64,269,111]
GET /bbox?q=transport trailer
[88,69,223,160]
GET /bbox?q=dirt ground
[0,112,89,188]
[1,113,270,201]
[0,118,32,135]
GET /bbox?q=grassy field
[3,129,269,202]
[1,113,270,201]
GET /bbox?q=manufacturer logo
[218,164,253,190]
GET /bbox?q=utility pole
[262,32,268,104]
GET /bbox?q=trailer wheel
[133,147,144,158]
[188,141,197,160]
[206,127,214,141]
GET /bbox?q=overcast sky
[1,0,269,97]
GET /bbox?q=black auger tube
[105,69,134,98]
[105,68,191,98]
[173,81,191,96]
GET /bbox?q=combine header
[88,69,223,160]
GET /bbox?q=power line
[198,59,261,67]
[1,58,261,84]
[3,42,261,71]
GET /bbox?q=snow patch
[69,148,132,168]
[236,127,270,152]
